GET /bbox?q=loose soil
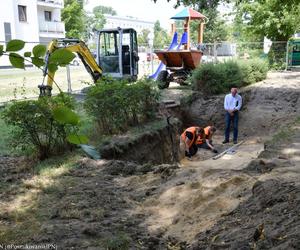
[0,71,299,249]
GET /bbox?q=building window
[4,22,12,42]
[18,5,27,22]
[44,11,52,21]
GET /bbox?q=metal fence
[200,41,287,65]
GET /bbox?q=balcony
[39,21,65,37]
[37,0,64,9]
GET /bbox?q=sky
[84,0,180,30]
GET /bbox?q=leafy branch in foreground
[0,39,100,160]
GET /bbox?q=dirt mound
[181,71,300,139]
[103,160,179,177]
[191,179,300,250]
[243,158,292,174]
[189,120,300,249]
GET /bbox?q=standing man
[223,87,242,144]
[180,126,204,159]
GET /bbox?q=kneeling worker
[181,126,204,159]
[196,126,218,153]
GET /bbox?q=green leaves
[52,106,100,159]
[33,45,46,57]
[66,134,88,144]
[24,51,31,57]
[6,39,25,51]
[48,64,58,73]
[9,53,25,69]
[53,106,79,125]
[0,45,3,56]
[49,48,75,65]
[31,57,45,67]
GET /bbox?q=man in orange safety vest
[180,126,204,159]
[196,126,218,153]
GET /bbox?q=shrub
[2,94,76,159]
[191,59,268,94]
[84,77,159,135]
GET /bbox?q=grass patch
[100,232,131,250]
[0,67,92,102]
[34,152,81,176]
[0,109,18,156]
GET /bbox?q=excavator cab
[39,28,139,96]
[97,28,139,81]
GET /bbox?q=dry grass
[0,66,92,102]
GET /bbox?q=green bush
[84,78,159,135]
[2,94,76,159]
[191,59,268,94]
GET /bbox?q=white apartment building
[0,0,65,44]
[104,14,155,35]
[0,0,65,64]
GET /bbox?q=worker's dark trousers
[188,144,198,156]
[225,111,239,142]
[197,140,213,150]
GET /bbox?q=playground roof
[171,7,206,20]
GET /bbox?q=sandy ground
[0,71,299,249]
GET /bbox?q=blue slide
[149,32,178,80]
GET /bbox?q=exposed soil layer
[183,71,300,139]
[100,118,182,164]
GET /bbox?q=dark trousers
[188,144,198,156]
[197,140,213,150]
[225,111,239,142]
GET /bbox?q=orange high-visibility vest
[181,127,199,148]
[196,126,211,145]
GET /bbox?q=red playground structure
[153,8,208,88]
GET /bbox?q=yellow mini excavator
[39,28,139,96]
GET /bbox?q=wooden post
[171,23,176,36]
[184,17,190,50]
[198,22,204,44]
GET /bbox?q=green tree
[82,5,118,41]
[153,0,226,8]
[62,0,85,39]
[234,0,300,67]
[92,5,117,15]
[154,0,229,43]
[190,8,228,43]
[138,29,151,47]
[153,21,170,49]
[235,0,300,41]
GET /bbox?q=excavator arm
[39,39,103,96]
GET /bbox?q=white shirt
[224,93,242,111]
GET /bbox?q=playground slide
[149,32,178,79]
